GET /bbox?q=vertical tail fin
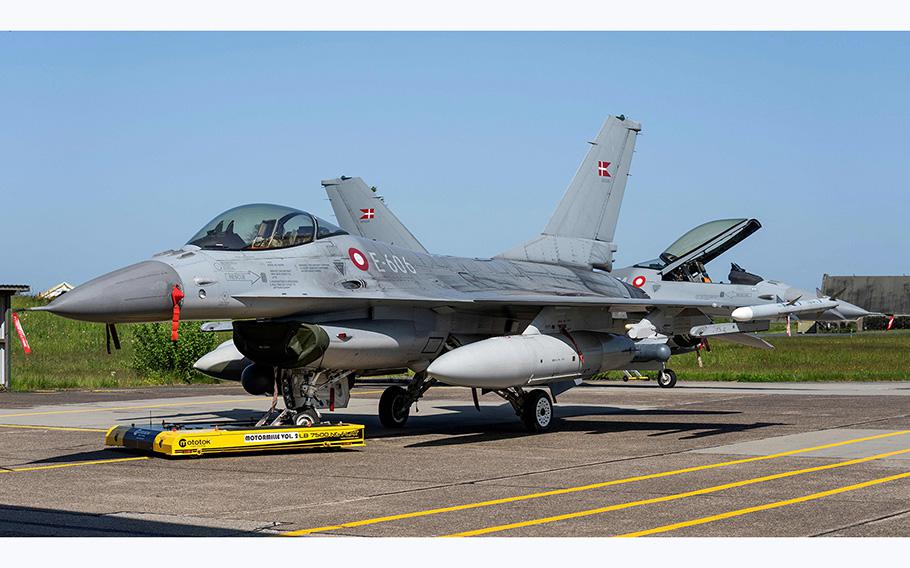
[322,177,428,253]
[499,115,640,270]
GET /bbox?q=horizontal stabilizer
[689,321,773,349]
[689,321,770,338]
[713,333,775,350]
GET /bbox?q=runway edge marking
[444,446,910,537]
[0,456,149,474]
[618,469,910,537]
[0,424,107,433]
[0,398,246,418]
[281,429,910,536]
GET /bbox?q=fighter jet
[36,116,731,432]
[610,218,870,385]
[313,178,870,388]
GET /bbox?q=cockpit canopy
[187,204,347,251]
[634,218,762,283]
[659,218,754,265]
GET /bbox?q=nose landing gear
[294,407,321,427]
[255,367,353,427]
[657,368,678,388]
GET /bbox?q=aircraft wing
[230,291,725,316]
[322,177,428,253]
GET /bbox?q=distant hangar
[822,275,910,315]
[822,275,909,330]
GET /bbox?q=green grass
[603,331,910,382]
[7,296,223,392]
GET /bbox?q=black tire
[657,369,677,388]
[521,389,554,433]
[295,408,319,427]
[378,386,411,428]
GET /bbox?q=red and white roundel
[348,248,369,271]
[632,275,647,288]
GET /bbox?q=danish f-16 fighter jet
[300,170,871,390]
[37,116,732,432]
[610,218,870,386]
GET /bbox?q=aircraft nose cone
[835,300,870,320]
[42,260,182,323]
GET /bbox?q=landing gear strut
[378,372,436,429]
[255,368,353,426]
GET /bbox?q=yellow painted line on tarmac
[280,429,910,536]
[0,390,384,420]
[444,446,910,537]
[0,456,148,474]
[0,398,247,418]
[0,424,107,433]
[619,469,910,537]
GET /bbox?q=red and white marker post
[11,312,31,355]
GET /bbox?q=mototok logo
[178,438,212,448]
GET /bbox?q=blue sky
[2,32,907,292]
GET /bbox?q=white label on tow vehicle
[243,432,300,444]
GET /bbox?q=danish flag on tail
[359,208,375,220]
[597,161,611,177]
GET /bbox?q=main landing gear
[378,372,436,428]
[377,376,555,433]
[493,387,554,433]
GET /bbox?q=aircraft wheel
[657,369,677,389]
[379,386,411,428]
[295,408,320,427]
[522,389,553,433]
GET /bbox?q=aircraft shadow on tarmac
[581,382,841,393]
[332,405,785,447]
[0,504,268,537]
[28,448,139,464]
[117,408,265,424]
[75,404,785,453]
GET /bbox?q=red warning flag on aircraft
[887,315,895,331]
[597,161,611,177]
[12,312,31,354]
[360,208,375,220]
